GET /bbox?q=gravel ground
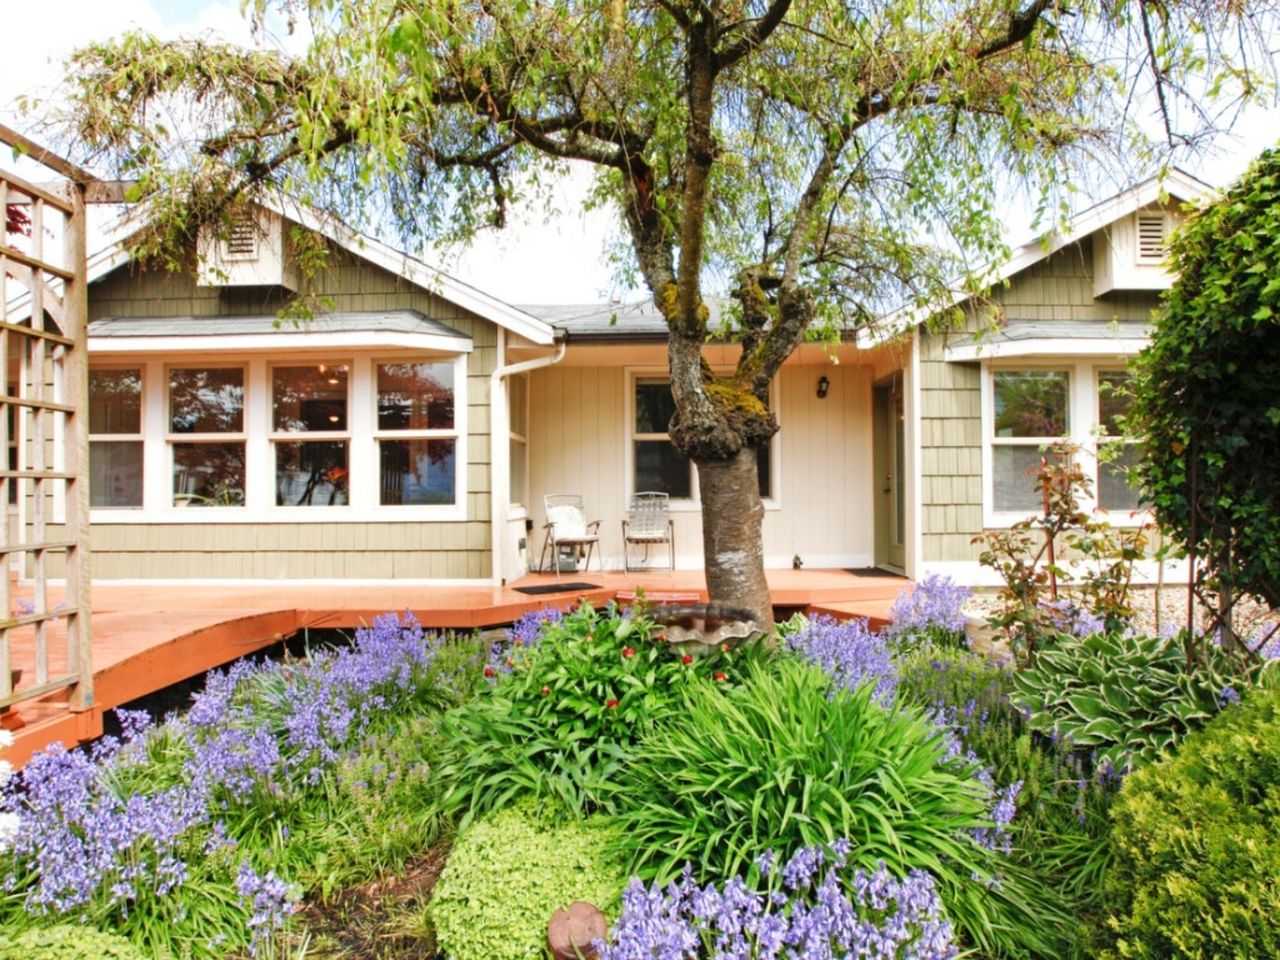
[963,584,1280,653]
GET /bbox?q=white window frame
[1092,367,1144,517]
[981,357,1149,528]
[87,363,146,511]
[167,363,248,510]
[507,371,529,510]
[372,357,467,514]
[88,352,469,523]
[624,367,781,513]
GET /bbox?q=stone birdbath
[648,602,762,656]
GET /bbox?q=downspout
[490,330,568,586]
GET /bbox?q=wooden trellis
[0,126,93,716]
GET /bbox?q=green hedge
[428,801,626,960]
[1101,678,1280,958]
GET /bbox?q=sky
[2,0,1277,306]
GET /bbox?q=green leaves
[1011,630,1253,770]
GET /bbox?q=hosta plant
[434,602,760,817]
[1010,630,1252,771]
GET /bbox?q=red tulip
[483,666,495,678]
[541,686,551,697]
[606,698,620,708]
[682,654,694,665]
[714,671,727,682]
[622,646,636,659]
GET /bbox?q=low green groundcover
[429,800,627,960]
[0,925,149,960]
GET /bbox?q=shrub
[1100,679,1280,959]
[1010,630,1251,772]
[600,842,955,960]
[429,801,627,960]
[0,925,148,960]
[434,602,754,817]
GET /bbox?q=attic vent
[223,213,258,260]
[1136,214,1167,262]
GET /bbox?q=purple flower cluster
[1038,598,1106,638]
[784,615,898,704]
[1,612,444,942]
[885,576,971,646]
[486,606,563,677]
[236,862,295,952]
[599,842,955,960]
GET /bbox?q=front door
[873,378,906,571]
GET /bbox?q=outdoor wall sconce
[816,375,830,399]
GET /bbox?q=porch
[1,567,909,766]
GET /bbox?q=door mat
[843,567,907,578]
[513,581,603,596]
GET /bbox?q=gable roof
[858,167,1216,347]
[6,196,557,346]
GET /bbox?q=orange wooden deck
[2,568,910,766]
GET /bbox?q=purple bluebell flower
[783,615,898,703]
[885,575,971,647]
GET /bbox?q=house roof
[859,167,1216,348]
[521,300,731,341]
[942,319,1150,361]
[5,197,557,346]
[88,309,473,355]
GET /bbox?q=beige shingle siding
[79,243,497,580]
[918,237,1162,564]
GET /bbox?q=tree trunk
[697,446,773,630]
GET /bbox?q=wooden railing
[0,126,93,715]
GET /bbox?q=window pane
[993,445,1049,513]
[90,440,143,507]
[635,379,677,434]
[173,442,245,506]
[379,438,456,505]
[377,362,454,431]
[1098,372,1132,436]
[509,437,527,506]
[273,365,348,432]
[509,374,528,436]
[170,368,244,433]
[994,371,1068,438]
[1099,444,1143,512]
[89,369,141,434]
[275,441,348,505]
[636,440,692,498]
[756,444,771,499]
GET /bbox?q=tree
[1131,144,1280,641]
[49,0,1275,623]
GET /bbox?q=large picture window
[272,364,350,506]
[375,361,457,505]
[169,367,246,507]
[985,363,1145,522]
[89,367,144,508]
[631,376,773,502]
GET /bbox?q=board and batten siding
[526,362,876,570]
[918,237,1163,563]
[59,244,497,580]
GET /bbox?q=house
[6,171,1210,586]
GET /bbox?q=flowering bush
[0,613,463,958]
[884,575,972,651]
[600,841,955,960]
[434,602,755,817]
[779,613,898,702]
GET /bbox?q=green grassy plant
[1100,678,1280,959]
[428,800,626,960]
[608,656,1066,957]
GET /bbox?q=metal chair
[539,494,602,577]
[622,491,675,573]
